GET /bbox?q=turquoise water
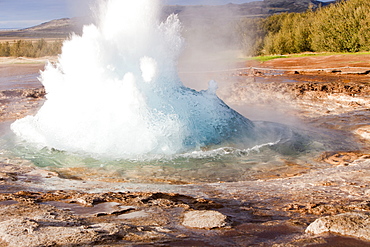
[2,120,334,183]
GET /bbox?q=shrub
[242,0,370,55]
[0,39,63,57]
[311,0,370,52]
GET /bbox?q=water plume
[11,0,257,159]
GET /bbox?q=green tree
[256,0,370,55]
[311,0,370,52]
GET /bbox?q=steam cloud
[11,0,259,159]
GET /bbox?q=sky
[0,0,261,29]
[0,0,67,29]
[0,0,332,29]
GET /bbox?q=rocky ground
[0,54,369,246]
[227,54,370,144]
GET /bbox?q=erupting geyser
[11,0,257,159]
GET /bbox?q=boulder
[182,210,228,229]
[0,218,123,247]
[306,213,370,241]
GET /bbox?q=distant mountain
[0,17,88,38]
[24,18,75,33]
[163,0,333,20]
[263,0,331,13]
[0,0,334,38]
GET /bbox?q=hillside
[164,0,332,19]
[0,0,334,39]
[0,17,90,39]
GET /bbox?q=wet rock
[0,203,127,246]
[306,212,370,241]
[182,210,228,229]
[85,202,135,217]
[0,218,124,247]
[0,88,44,99]
[227,78,370,122]
[45,201,135,217]
[117,210,149,219]
[319,151,363,166]
[0,172,17,181]
[341,69,370,75]
[123,228,168,242]
[283,202,348,216]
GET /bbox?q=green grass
[243,51,370,63]
[247,55,287,62]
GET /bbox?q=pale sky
[0,0,260,29]
[0,0,332,29]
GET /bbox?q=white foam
[11,0,256,159]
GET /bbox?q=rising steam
[11,0,257,159]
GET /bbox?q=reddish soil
[0,64,44,77]
[257,54,370,70]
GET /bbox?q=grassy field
[246,51,370,62]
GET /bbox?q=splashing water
[11,0,263,159]
[3,0,360,184]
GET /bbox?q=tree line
[239,0,370,56]
[0,39,63,57]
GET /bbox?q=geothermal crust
[0,54,369,246]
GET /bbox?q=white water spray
[11,0,256,159]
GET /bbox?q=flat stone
[117,210,149,219]
[182,210,228,229]
[45,201,135,216]
[0,218,123,247]
[306,212,370,241]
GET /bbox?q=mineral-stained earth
[0,54,369,246]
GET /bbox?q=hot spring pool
[1,0,363,184]
[2,119,356,184]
